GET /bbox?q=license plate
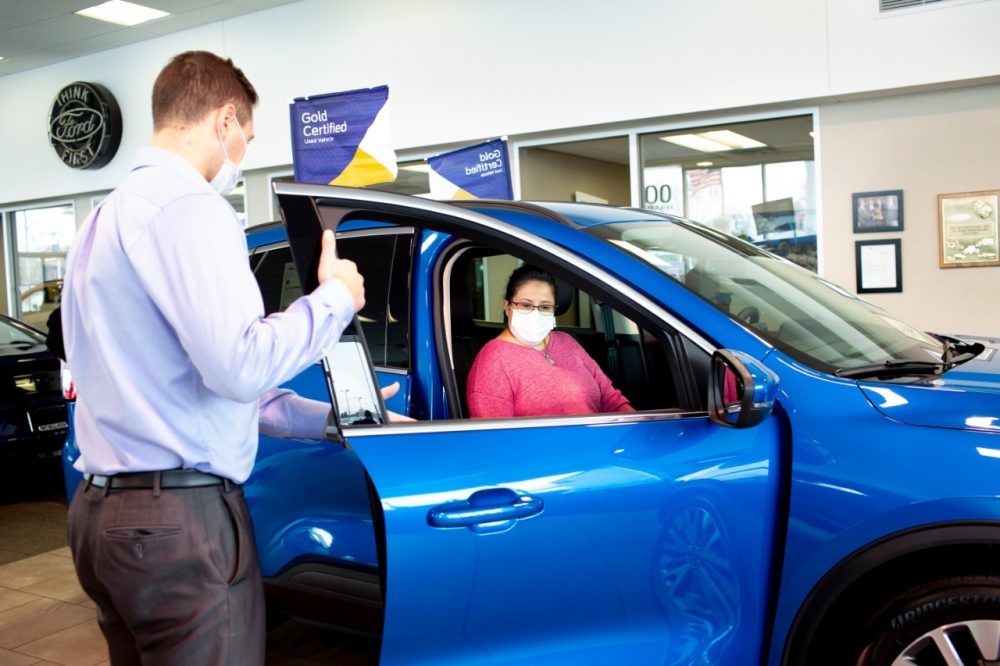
[38,422,68,432]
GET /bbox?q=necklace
[537,340,555,365]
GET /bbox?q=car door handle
[428,488,543,532]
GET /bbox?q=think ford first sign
[48,81,122,170]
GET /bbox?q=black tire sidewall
[857,579,1000,665]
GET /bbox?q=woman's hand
[380,382,416,422]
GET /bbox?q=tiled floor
[0,549,378,665]
[0,473,377,666]
[0,547,107,666]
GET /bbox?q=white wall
[3,0,1000,203]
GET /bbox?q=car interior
[441,242,695,419]
[252,222,711,424]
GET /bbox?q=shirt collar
[133,145,214,193]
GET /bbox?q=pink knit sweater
[466,331,634,418]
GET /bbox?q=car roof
[249,195,683,248]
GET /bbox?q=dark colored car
[0,314,68,471]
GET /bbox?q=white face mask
[210,118,247,196]
[509,309,555,346]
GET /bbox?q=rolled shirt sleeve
[259,389,331,440]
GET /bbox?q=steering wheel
[736,306,760,325]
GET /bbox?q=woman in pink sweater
[466,265,634,418]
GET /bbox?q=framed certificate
[855,239,902,294]
[938,191,1000,268]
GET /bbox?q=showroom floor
[0,470,377,666]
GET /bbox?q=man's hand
[317,229,364,312]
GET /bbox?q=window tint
[251,233,412,370]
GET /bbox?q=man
[62,51,364,665]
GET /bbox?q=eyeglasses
[509,300,555,316]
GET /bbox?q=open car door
[277,184,786,665]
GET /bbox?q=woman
[466,264,634,418]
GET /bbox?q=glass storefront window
[640,116,817,271]
[9,203,76,331]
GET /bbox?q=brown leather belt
[85,469,227,490]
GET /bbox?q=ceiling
[0,0,300,78]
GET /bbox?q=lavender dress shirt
[63,146,354,483]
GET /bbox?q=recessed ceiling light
[75,1,169,27]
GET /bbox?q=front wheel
[854,576,1000,665]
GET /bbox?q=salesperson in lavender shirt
[466,265,634,418]
[62,51,364,665]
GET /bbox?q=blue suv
[64,184,1000,666]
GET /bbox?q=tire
[853,575,1000,665]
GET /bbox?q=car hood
[859,336,1000,433]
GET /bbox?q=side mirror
[708,349,780,428]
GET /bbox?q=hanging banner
[289,85,397,187]
[428,138,512,200]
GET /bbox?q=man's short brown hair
[152,51,258,129]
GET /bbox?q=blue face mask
[210,119,247,196]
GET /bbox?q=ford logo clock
[48,81,122,169]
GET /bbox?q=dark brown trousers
[67,479,265,665]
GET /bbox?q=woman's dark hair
[504,264,557,303]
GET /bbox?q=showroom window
[518,136,630,206]
[639,116,817,270]
[5,202,76,331]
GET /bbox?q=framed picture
[852,190,904,233]
[855,239,902,293]
[938,190,1000,268]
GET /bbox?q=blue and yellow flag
[289,85,397,187]
[428,139,512,200]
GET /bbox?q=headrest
[554,277,574,317]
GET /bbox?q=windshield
[0,317,44,346]
[586,218,945,374]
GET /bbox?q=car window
[449,249,688,417]
[0,318,43,345]
[251,233,412,370]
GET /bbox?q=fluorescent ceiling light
[660,134,732,152]
[400,163,431,173]
[696,161,714,167]
[660,130,768,153]
[700,130,767,150]
[75,1,169,27]
[0,56,5,62]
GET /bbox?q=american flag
[686,168,722,194]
